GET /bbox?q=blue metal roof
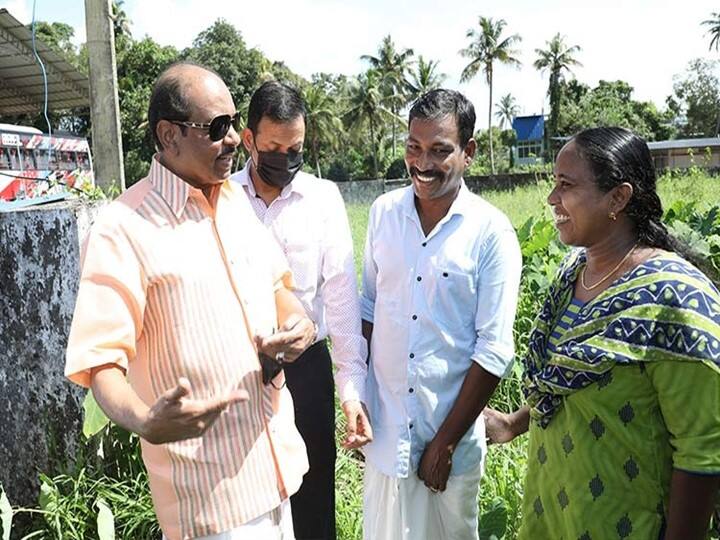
[512,115,544,141]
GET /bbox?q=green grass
[478,169,720,229]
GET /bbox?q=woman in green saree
[486,127,720,539]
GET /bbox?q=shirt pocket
[276,224,320,296]
[427,267,477,330]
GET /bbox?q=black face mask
[253,145,304,189]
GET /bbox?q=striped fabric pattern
[66,157,308,540]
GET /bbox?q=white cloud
[0,0,31,24]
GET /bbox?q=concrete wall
[335,179,386,205]
[335,172,547,206]
[0,200,101,507]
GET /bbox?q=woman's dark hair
[571,126,717,282]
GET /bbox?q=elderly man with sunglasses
[231,81,372,540]
[65,62,316,540]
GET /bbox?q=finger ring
[275,351,285,363]
[430,487,438,493]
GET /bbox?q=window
[0,148,10,169]
[76,153,90,169]
[60,152,76,170]
[653,155,668,171]
[22,150,36,170]
[35,149,49,169]
[8,148,20,169]
[516,139,543,160]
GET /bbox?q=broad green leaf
[83,390,110,439]
[38,477,57,514]
[96,497,115,540]
[0,485,12,540]
[478,497,508,540]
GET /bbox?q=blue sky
[2,0,719,128]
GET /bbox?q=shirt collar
[401,179,472,220]
[149,155,234,219]
[148,155,191,219]
[236,159,303,201]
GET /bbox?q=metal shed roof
[512,115,544,141]
[0,8,89,116]
[647,137,720,151]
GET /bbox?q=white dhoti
[164,499,294,540]
[362,461,483,540]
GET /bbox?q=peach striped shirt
[65,157,308,540]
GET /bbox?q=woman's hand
[484,406,530,444]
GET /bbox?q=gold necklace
[581,242,639,291]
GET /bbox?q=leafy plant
[0,485,12,540]
[478,497,508,539]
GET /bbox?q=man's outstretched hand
[141,378,249,444]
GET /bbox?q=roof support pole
[84,0,124,191]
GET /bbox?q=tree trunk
[547,71,559,161]
[370,118,378,179]
[312,132,321,178]
[488,70,496,175]
[392,104,397,157]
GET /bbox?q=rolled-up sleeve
[360,203,377,323]
[320,187,368,404]
[649,360,720,474]
[471,225,522,378]
[65,217,147,388]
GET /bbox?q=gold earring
[609,211,617,221]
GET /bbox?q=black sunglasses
[169,112,241,142]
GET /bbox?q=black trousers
[283,340,336,540]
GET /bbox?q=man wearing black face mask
[231,81,373,540]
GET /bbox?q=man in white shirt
[360,89,522,540]
[231,80,372,540]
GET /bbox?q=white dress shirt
[360,183,522,478]
[231,161,368,404]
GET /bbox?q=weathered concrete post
[0,200,101,507]
[84,0,125,191]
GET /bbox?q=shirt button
[409,387,414,393]
[409,423,414,429]
[422,242,427,247]
[412,314,417,320]
[442,272,449,278]
[409,353,415,359]
[416,276,422,282]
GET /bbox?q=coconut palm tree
[343,70,396,179]
[361,35,414,156]
[533,33,582,153]
[303,82,342,177]
[495,93,519,130]
[405,56,447,103]
[460,16,521,174]
[702,12,720,51]
[111,0,132,39]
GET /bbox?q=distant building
[511,115,545,165]
[647,138,720,171]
